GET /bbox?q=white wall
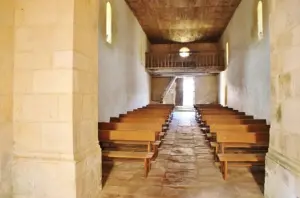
[195,75,218,104]
[220,0,270,121]
[98,0,150,121]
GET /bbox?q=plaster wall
[195,75,218,104]
[220,0,271,121]
[163,81,176,104]
[151,77,173,102]
[98,0,150,121]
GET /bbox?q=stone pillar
[175,78,183,106]
[265,1,300,198]
[13,1,101,198]
[0,1,14,197]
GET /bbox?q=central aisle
[100,108,264,198]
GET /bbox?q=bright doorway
[183,77,195,106]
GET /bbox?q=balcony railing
[146,51,225,69]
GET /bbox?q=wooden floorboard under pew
[99,130,156,177]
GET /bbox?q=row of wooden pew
[98,104,174,177]
[194,104,269,180]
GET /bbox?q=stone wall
[219,0,271,121]
[194,75,218,104]
[0,1,14,197]
[73,0,102,196]
[98,0,150,121]
[12,0,101,197]
[265,0,300,197]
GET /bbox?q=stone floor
[100,109,265,198]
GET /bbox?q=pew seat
[218,153,265,180]
[102,151,154,177]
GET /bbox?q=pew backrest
[99,130,156,142]
[210,124,270,132]
[98,122,163,131]
[216,132,269,144]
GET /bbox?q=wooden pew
[203,119,266,125]
[201,115,254,120]
[194,104,222,108]
[99,130,156,177]
[111,117,168,124]
[125,112,172,120]
[209,124,270,132]
[127,111,171,115]
[147,104,174,108]
[198,110,245,115]
[206,124,269,139]
[120,114,171,121]
[98,122,167,137]
[216,132,269,180]
[99,130,161,152]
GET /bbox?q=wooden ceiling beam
[125,0,241,44]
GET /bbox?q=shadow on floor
[102,159,114,187]
[250,166,265,193]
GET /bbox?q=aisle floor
[100,110,265,198]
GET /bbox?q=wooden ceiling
[125,0,241,43]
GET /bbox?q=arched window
[179,47,190,58]
[225,42,229,66]
[106,2,112,44]
[257,1,263,40]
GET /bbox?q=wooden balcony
[145,51,225,76]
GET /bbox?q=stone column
[175,78,183,106]
[13,1,101,198]
[0,1,14,197]
[265,1,300,198]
